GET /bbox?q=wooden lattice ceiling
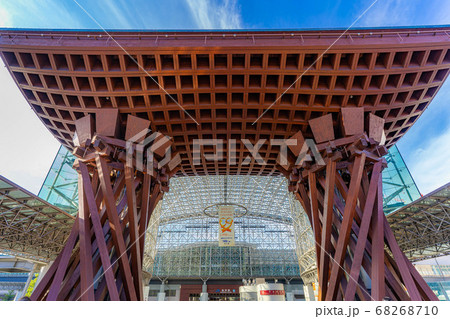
[1,27,450,175]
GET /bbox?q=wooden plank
[74,114,94,147]
[30,248,64,300]
[318,160,336,300]
[95,154,138,301]
[46,218,79,300]
[96,109,120,137]
[151,132,173,158]
[60,212,119,301]
[367,113,385,144]
[54,255,80,301]
[325,153,366,300]
[384,216,422,300]
[60,226,118,301]
[359,168,370,210]
[95,249,120,301]
[332,196,378,301]
[276,152,291,171]
[309,113,335,143]
[334,173,364,226]
[167,152,182,172]
[125,114,150,141]
[384,253,411,301]
[371,171,385,300]
[79,162,120,301]
[124,166,143,300]
[77,174,95,301]
[58,250,82,300]
[344,161,381,300]
[316,134,361,152]
[341,107,364,136]
[287,131,305,156]
[384,220,437,301]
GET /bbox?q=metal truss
[288,192,317,284]
[387,182,450,261]
[142,201,163,277]
[143,175,302,279]
[0,175,75,263]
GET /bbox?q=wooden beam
[287,131,306,156]
[151,132,173,158]
[370,170,386,300]
[95,154,138,301]
[125,114,150,141]
[318,160,336,300]
[46,218,79,300]
[96,109,120,137]
[309,113,335,143]
[344,161,381,300]
[124,166,143,300]
[341,107,364,136]
[325,153,366,300]
[74,114,94,147]
[367,114,385,144]
[77,174,95,301]
[30,248,64,300]
[79,162,120,301]
[384,216,422,300]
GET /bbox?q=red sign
[260,290,285,295]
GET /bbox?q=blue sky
[0,0,449,195]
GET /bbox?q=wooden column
[282,112,438,301]
[31,113,179,301]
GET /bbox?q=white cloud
[0,63,60,194]
[0,5,11,27]
[406,126,450,195]
[0,0,85,29]
[99,0,134,29]
[360,0,450,27]
[185,0,242,29]
[359,0,414,27]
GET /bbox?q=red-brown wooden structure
[1,27,449,300]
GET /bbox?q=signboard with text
[218,205,235,247]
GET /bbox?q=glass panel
[382,145,421,214]
[38,146,78,215]
[146,176,301,278]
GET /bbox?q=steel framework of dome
[142,175,302,279]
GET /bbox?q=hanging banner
[218,205,235,247]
